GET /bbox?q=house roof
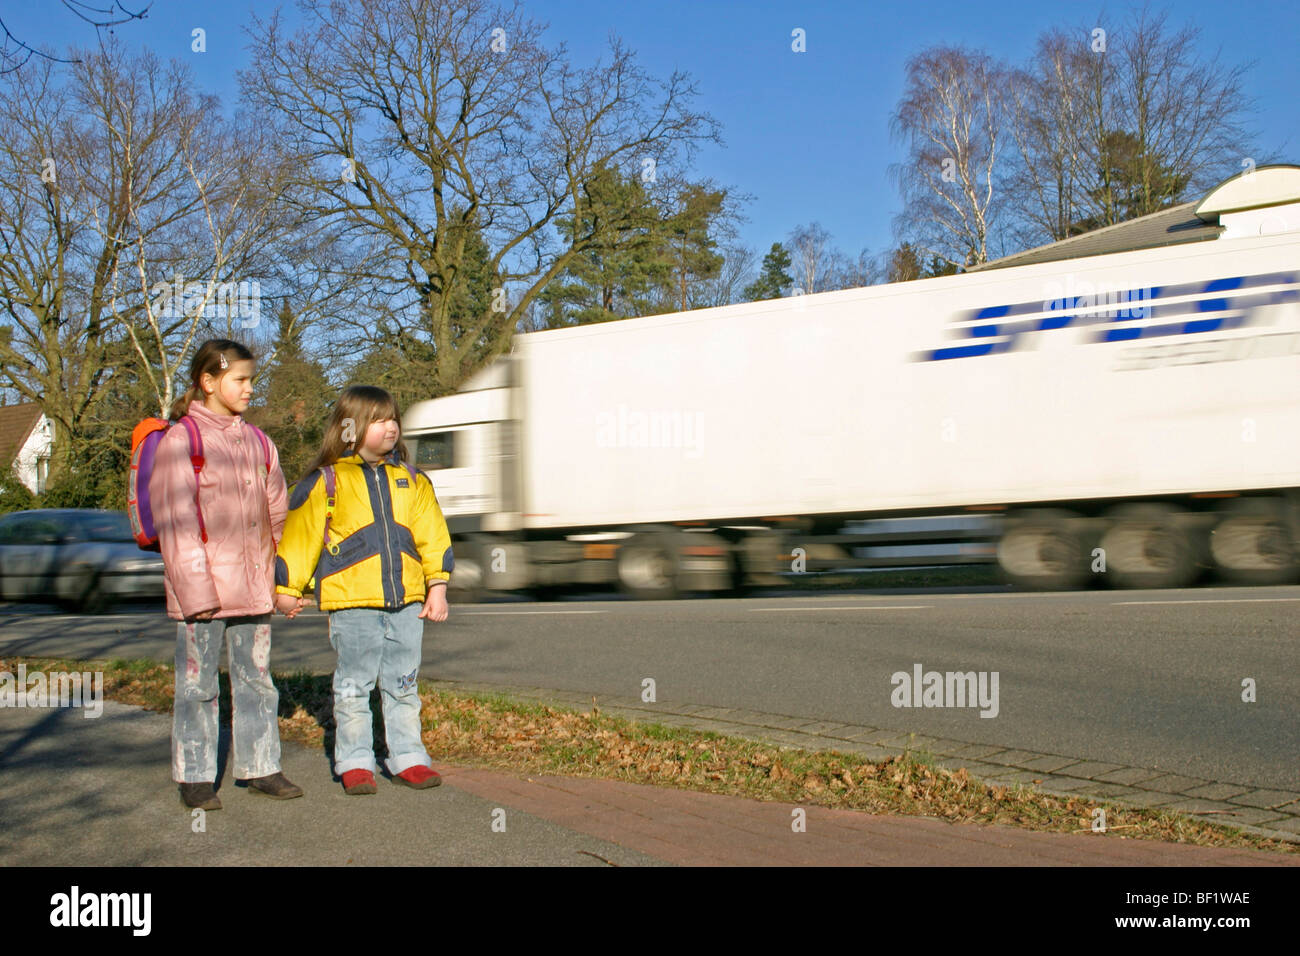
[0,403,45,470]
[969,164,1300,272]
[969,201,1221,272]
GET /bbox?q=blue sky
[5,0,1297,262]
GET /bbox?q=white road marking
[748,605,932,612]
[461,609,607,615]
[1114,598,1300,606]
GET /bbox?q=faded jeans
[328,602,431,777]
[172,614,282,783]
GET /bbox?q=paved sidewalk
[0,699,1294,866]
[417,677,1300,845]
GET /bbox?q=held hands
[419,582,449,622]
[275,592,305,619]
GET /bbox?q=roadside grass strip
[6,655,1295,856]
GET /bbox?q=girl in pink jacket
[149,338,302,810]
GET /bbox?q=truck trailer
[403,177,1300,599]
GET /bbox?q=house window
[36,457,49,495]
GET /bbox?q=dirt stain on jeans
[252,624,271,673]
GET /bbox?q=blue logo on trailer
[917,271,1300,361]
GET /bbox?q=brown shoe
[245,772,304,799]
[179,782,222,810]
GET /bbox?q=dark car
[0,509,166,613]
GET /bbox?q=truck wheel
[996,509,1091,590]
[1210,499,1299,585]
[616,533,682,600]
[724,549,752,597]
[523,579,566,602]
[1097,505,1199,590]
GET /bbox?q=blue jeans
[328,603,431,777]
[173,614,281,783]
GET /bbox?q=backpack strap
[178,415,208,544]
[322,465,338,555]
[246,424,272,470]
[245,423,277,552]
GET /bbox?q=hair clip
[218,353,229,369]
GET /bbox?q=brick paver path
[438,765,1299,866]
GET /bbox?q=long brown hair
[303,385,411,476]
[168,338,256,420]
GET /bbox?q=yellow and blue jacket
[274,450,454,611]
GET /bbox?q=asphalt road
[1,584,1296,792]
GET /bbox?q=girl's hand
[275,593,304,619]
[419,583,448,622]
[192,608,218,621]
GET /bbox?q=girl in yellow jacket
[274,385,452,794]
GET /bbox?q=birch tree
[889,46,1006,269]
[0,41,299,494]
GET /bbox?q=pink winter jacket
[149,401,288,620]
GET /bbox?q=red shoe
[340,769,377,795]
[394,765,442,789]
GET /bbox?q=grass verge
[6,654,1294,856]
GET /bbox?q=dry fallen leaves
[9,654,1292,858]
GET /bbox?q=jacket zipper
[371,462,397,607]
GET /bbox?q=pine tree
[886,243,922,283]
[257,302,333,485]
[538,162,675,326]
[743,243,794,301]
[662,183,726,312]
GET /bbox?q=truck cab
[402,357,519,535]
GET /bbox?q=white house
[0,403,54,496]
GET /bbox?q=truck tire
[1209,498,1299,585]
[1097,504,1199,590]
[996,509,1091,590]
[616,531,683,601]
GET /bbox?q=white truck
[403,206,1300,598]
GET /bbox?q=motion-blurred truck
[403,170,1300,597]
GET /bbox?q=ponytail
[168,338,256,421]
[167,384,205,421]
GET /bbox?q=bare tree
[687,242,757,309]
[1097,6,1253,222]
[241,0,721,395]
[889,46,1006,269]
[1003,29,1093,245]
[1,1,150,74]
[786,221,839,294]
[1003,10,1256,244]
[0,42,298,487]
[829,246,881,290]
